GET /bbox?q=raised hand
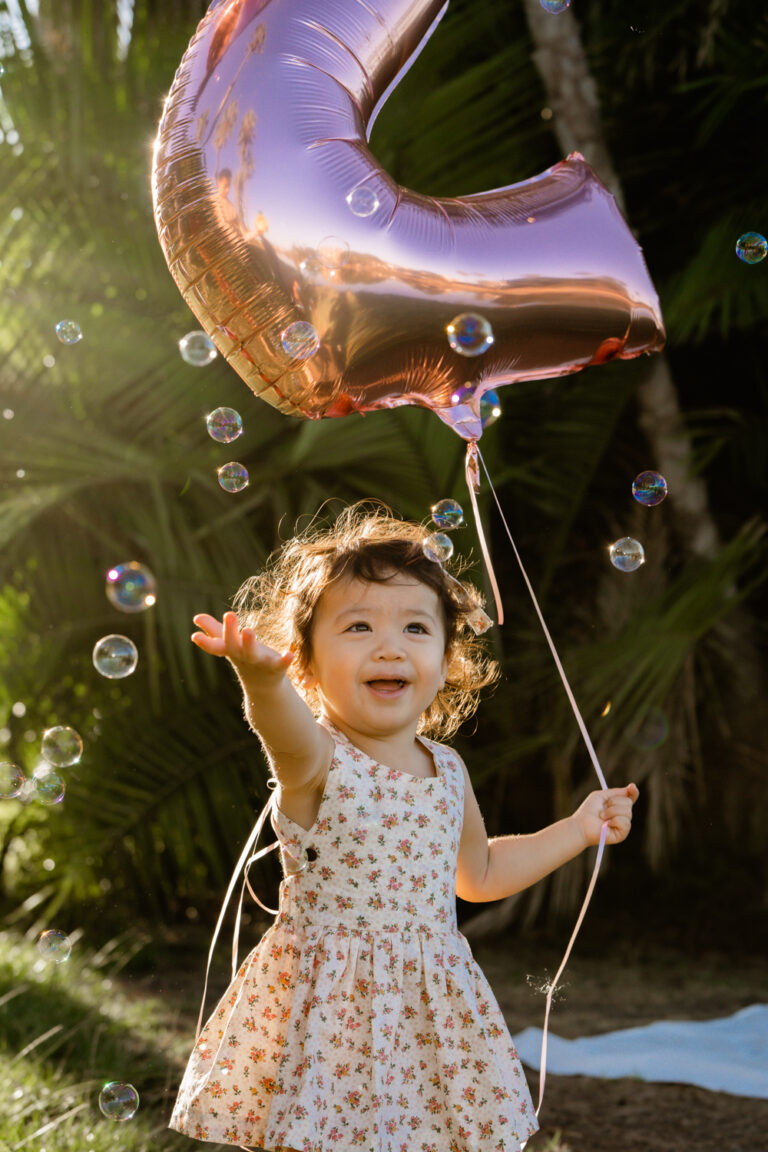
[191,612,294,682]
[573,784,640,848]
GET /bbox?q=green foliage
[0,0,765,944]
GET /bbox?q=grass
[0,928,194,1151]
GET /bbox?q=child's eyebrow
[336,606,436,620]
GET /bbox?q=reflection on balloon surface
[540,0,572,12]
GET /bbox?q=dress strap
[195,789,280,1040]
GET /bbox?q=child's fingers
[193,613,224,633]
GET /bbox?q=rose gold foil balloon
[152,0,665,441]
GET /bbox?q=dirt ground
[471,939,768,1152]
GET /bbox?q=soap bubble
[346,187,380,217]
[92,635,139,679]
[106,563,157,613]
[32,767,66,805]
[431,499,464,530]
[627,706,669,751]
[735,232,767,264]
[179,330,217,366]
[217,462,249,493]
[206,407,242,443]
[281,321,320,361]
[55,320,82,345]
[98,1082,140,1121]
[480,389,502,428]
[540,0,572,12]
[41,726,83,767]
[609,537,645,572]
[446,313,494,357]
[0,763,25,799]
[632,471,668,507]
[37,929,72,963]
[423,532,454,563]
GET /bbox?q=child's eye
[345,622,371,632]
[405,623,428,634]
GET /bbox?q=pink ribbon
[470,443,610,1132]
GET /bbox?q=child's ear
[301,662,319,690]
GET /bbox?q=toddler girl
[170,503,638,1152]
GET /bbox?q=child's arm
[192,612,332,789]
[456,757,639,903]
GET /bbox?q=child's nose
[373,632,404,659]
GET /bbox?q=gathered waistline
[271,909,462,940]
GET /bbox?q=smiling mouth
[366,679,407,693]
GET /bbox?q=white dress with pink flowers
[169,720,538,1151]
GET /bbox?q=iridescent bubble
[317,236,350,269]
[206,407,242,443]
[92,635,139,679]
[36,929,72,963]
[431,499,464,530]
[446,313,494,357]
[32,767,66,805]
[627,706,669,751]
[0,762,25,800]
[106,562,157,613]
[632,471,668,507]
[609,537,645,572]
[217,462,249,493]
[346,187,380,217]
[281,321,320,361]
[423,532,454,563]
[735,232,767,264]
[98,1082,140,1121]
[539,0,572,12]
[179,330,217,366]
[41,726,83,767]
[480,389,502,428]
[55,320,82,345]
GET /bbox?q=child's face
[303,573,449,740]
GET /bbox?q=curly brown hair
[232,502,499,741]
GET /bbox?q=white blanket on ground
[512,1004,768,1099]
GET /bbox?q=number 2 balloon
[152,0,665,441]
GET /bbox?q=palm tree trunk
[521,0,719,559]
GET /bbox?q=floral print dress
[170,721,538,1151]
